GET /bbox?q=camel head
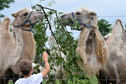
[12,8,43,29]
[61,8,98,27]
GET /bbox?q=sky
[1,0,126,23]
[1,0,126,39]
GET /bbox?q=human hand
[43,51,48,62]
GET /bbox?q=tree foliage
[32,6,98,83]
[98,19,112,36]
[0,0,14,18]
[32,3,112,84]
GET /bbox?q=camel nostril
[37,12,44,18]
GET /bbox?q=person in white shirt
[15,51,50,84]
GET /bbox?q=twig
[36,4,59,48]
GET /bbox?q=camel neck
[14,26,36,61]
[78,27,92,47]
[14,27,33,44]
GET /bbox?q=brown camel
[0,8,43,84]
[98,19,126,84]
[61,7,109,76]
[48,36,66,78]
[0,17,15,77]
[61,7,126,84]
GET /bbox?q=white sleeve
[15,80,20,84]
[32,73,43,83]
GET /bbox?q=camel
[61,8,126,84]
[98,19,126,84]
[0,17,18,84]
[48,36,66,60]
[0,17,15,76]
[48,36,66,78]
[61,7,109,76]
[0,8,43,84]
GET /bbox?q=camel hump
[4,17,10,21]
[112,19,125,36]
[0,17,10,30]
[116,19,121,22]
[107,19,125,44]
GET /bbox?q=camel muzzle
[14,11,34,32]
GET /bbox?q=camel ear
[11,13,17,18]
[88,12,97,17]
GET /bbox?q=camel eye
[23,12,28,16]
[76,12,81,15]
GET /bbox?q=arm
[42,51,50,78]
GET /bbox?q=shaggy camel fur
[48,36,66,78]
[0,17,15,77]
[98,19,126,84]
[61,8,109,76]
[0,9,43,84]
[0,17,18,84]
[61,8,126,84]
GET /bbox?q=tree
[0,0,15,18]
[32,6,98,83]
[98,19,112,36]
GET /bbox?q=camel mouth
[69,20,74,26]
[30,21,38,26]
[30,18,43,26]
[60,14,74,26]
[60,18,74,26]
